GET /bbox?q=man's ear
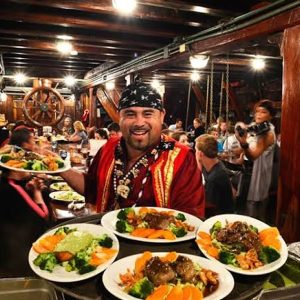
[160,109,166,124]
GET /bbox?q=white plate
[196,214,288,275]
[101,207,203,243]
[103,252,234,300]
[28,223,119,282]
[50,182,73,191]
[0,155,71,174]
[49,191,85,202]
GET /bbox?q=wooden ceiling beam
[0,26,165,50]
[0,9,184,38]
[4,0,213,28]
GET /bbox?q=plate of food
[0,146,70,174]
[101,207,203,243]
[50,182,73,191]
[28,223,119,282]
[49,191,85,202]
[196,214,288,275]
[102,251,234,300]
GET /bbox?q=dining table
[47,214,274,300]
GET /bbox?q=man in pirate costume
[61,81,205,217]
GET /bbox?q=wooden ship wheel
[23,85,65,127]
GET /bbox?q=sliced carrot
[207,246,220,259]
[259,227,279,241]
[135,251,152,275]
[182,286,194,300]
[146,285,170,300]
[166,285,183,300]
[131,228,156,238]
[197,231,211,241]
[55,251,74,262]
[196,238,212,250]
[161,252,178,263]
[139,207,149,215]
[100,247,118,257]
[190,286,203,300]
[39,234,65,251]
[32,242,49,254]
[261,236,281,251]
[89,256,107,266]
[148,230,176,240]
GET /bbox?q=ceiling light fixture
[190,71,200,82]
[56,41,73,55]
[112,0,137,14]
[105,81,115,90]
[251,56,265,70]
[70,50,78,56]
[14,72,27,85]
[64,75,76,87]
[189,55,209,69]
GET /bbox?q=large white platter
[28,223,119,282]
[196,214,288,275]
[101,207,203,243]
[102,252,234,300]
[0,155,71,174]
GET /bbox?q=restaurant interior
[0,0,300,299]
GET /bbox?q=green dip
[55,231,94,254]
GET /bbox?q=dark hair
[255,99,276,117]
[9,128,33,147]
[95,128,108,139]
[107,122,120,133]
[195,134,218,158]
[171,131,187,142]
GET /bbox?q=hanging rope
[205,75,210,132]
[209,61,214,126]
[225,61,230,126]
[219,72,224,118]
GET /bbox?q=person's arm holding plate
[59,169,85,195]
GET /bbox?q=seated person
[195,134,234,217]
[171,131,190,147]
[107,122,122,139]
[207,127,224,153]
[89,128,108,157]
[0,129,49,277]
[68,121,88,145]
[60,116,74,136]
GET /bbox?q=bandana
[118,82,163,111]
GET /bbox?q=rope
[225,61,230,126]
[205,75,210,132]
[219,72,224,118]
[209,61,214,126]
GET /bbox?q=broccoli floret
[175,213,186,222]
[23,160,34,170]
[74,251,90,269]
[128,277,154,299]
[54,226,76,235]
[1,154,12,163]
[117,208,135,220]
[33,253,57,272]
[78,264,96,274]
[219,250,236,265]
[169,224,187,237]
[259,246,280,264]
[56,159,64,168]
[209,221,222,234]
[116,220,134,233]
[32,160,47,171]
[98,234,113,248]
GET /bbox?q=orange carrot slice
[146,285,170,300]
[166,285,183,300]
[135,251,152,275]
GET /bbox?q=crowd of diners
[0,80,279,277]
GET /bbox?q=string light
[64,75,76,86]
[251,56,265,70]
[56,41,73,55]
[190,71,200,82]
[14,72,27,84]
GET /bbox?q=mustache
[129,125,150,131]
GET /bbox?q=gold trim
[101,158,115,212]
[153,160,164,207]
[163,147,181,206]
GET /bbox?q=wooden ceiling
[0,0,268,82]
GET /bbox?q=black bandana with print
[118,81,163,111]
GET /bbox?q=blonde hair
[73,121,86,132]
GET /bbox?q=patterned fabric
[118,81,163,111]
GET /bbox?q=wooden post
[88,87,96,127]
[277,25,300,242]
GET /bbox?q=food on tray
[115,207,195,240]
[32,226,118,275]
[50,182,73,191]
[119,251,219,299]
[70,153,83,164]
[50,191,84,202]
[0,146,65,171]
[197,221,282,270]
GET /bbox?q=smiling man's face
[119,107,165,155]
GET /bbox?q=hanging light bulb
[112,0,137,14]
[56,41,73,55]
[189,55,209,69]
[190,71,200,82]
[0,92,7,102]
[64,75,76,86]
[14,72,27,85]
[251,56,265,70]
[105,81,115,90]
